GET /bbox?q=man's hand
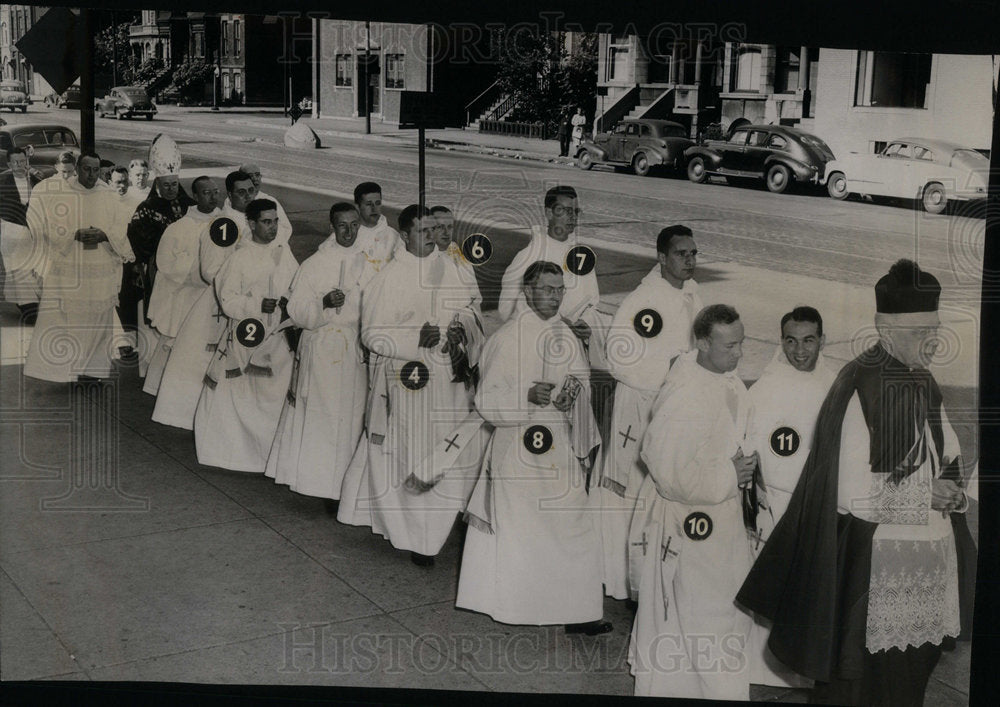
[552,389,573,412]
[528,382,555,407]
[322,289,346,309]
[261,297,278,314]
[419,322,441,349]
[931,478,966,513]
[732,449,758,488]
[75,227,108,248]
[567,318,591,343]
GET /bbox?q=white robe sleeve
[215,253,259,322]
[497,247,530,321]
[474,328,533,427]
[359,267,424,362]
[155,221,199,285]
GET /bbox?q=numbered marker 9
[236,318,265,348]
[633,308,663,338]
[523,424,553,454]
[210,217,239,248]
[769,426,800,457]
[683,511,713,541]
[565,245,596,276]
[461,234,493,266]
[400,361,430,391]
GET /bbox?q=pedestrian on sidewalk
[557,110,571,157]
[570,106,587,152]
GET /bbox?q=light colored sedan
[824,137,988,214]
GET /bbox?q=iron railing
[478,120,548,139]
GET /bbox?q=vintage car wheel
[632,152,651,177]
[687,156,708,183]
[827,171,849,200]
[576,150,594,170]
[765,164,791,193]
[921,182,947,214]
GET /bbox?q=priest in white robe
[744,305,836,688]
[0,146,45,318]
[431,205,480,299]
[337,204,484,564]
[597,225,702,600]
[223,163,292,248]
[193,198,298,472]
[353,181,398,272]
[126,159,151,204]
[24,152,134,382]
[266,202,377,500]
[151,171,257,429]
[628,304,755,700]
[456,260,607,631]
[143,177,222,395]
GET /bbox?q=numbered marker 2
[461,234,493,266]
[210,217,239,248]
[236,318,265,348]
[769,426,800,457]
[565,245,596,276]
[633,308,663,338]
[683,511,712,541]
[523,425,553,455]
[400,361,430,391]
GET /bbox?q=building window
[222,21,229,57]
[335,54,352,86]
[235,73,242,96]
[774,46,801,93]
[234,21,241,58]
[732,44,761,92]
[193,31,204,58]
[855,51,932,108]
[385,53,404,89]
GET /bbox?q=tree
[169,59,215,103]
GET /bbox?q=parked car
[44,85,81,109]
[684,124,836,193]
[96,86,157,120]
[1,80,30,113]
[824,138,989,214]
[576,118,694,176]
[0,123,79,177]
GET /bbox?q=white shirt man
[456,261,606,629]
[266,202,378,500]
[337,205,483,562]
[126,159,151,204]
[225,163,293,247]
[744,307,836,688]
[143,177,223,396]
[24,153,134,382]
[353,182,398,272]
[193,199,298,472]
[629,304,754,700]
[0,148,44,308]
[152,172,255,429]
[596,226,702,600]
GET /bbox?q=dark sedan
[576,118,694,176]
[96,86,157,120]
[0,123,79,177]
[684,124,836,193]
[44,86,82,109]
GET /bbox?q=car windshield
[950,149,989,170]
[120,88,148,98]
[799,133,836,160]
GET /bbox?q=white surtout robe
[596,268,702,600]
[24,178,133,382]
[744,348,836,688]
[142,207,220,396]
[628,350,754,700]
[356,214,399,273]
[151,206,251,429]
[337,248,483,556]
[456,304,604,625]
[193,239,298,472]
[265,236,376,499]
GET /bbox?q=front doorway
[357,54,380,116]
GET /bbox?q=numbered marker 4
[400,361,430,391]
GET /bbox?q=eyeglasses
[532,285,566,296]
[551,206,582,217]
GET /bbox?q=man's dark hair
[226,170,253,193]
[246,198,278,222]
[398,204,430,234]
[429,205,452,216]
[354,181,382,204]
[191,175,214,193]
[523,260,563,288]
[544,185,578,210]
[781,306,823,337]
[656,224,694,255]
[76,150,101,167]
[111,167,129,179]
[329,201,359,223]
[5,146,26,159]
[693,304,740,340]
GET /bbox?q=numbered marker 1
[683,511,713,541]
[769,426,801,457]
[461,234,493,266]
[236,318,265,348]
[210,217,239,248]
[523,424,553,455]
[633,308,663,338]
[400,361,430,391]
[565,245,596,276]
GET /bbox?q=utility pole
[79,8,95,152]
[365,20,371,135]
[110,10,117,87]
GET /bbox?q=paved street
[0,104,979,701]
